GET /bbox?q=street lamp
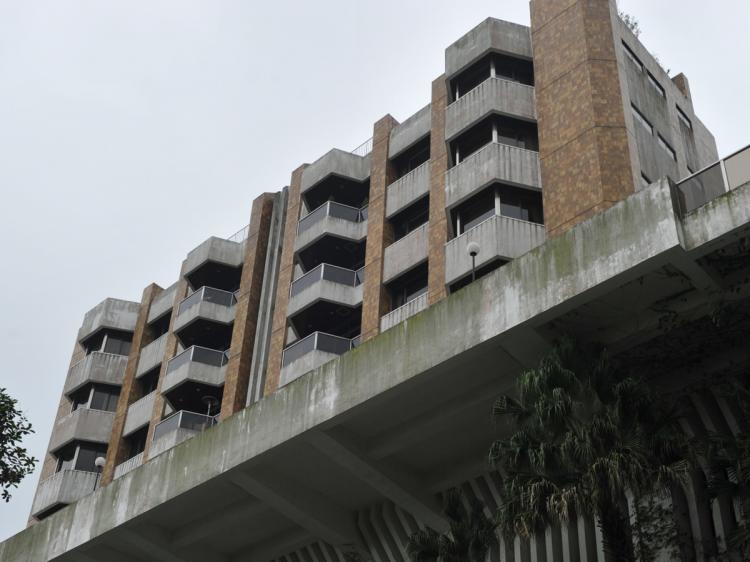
[467,241,480,282]
[93,456,106,491]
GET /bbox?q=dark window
[657,135,677,161]
[390,197,429,241]
[622,41,643,71]
[391,136,430,179]
[451,56,492,100]
[82,331,105,355]
[453,188,495,235]
[387,263,428,310]
[450,260,507,293]
[499,185,544,224]
[55,443,76,473]
[631,104,653,133]
[148,313,171,338]
[103,334,131,356]
[138,368,159,397]
[646,72,665,98]
[676,106,693,131]
[125,427,148,457]
[74,443,108,472]
[69,385,91,412]
[493,53,534,86]
[89,385,120,412]
[450,53,534,101]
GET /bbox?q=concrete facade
[62,352,128,396]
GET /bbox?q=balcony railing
[113,452,144,480]
[297,201,368,235]
[381,292,429,332]
[177,286,237,316]
[290,264,365,298]
[165,346,228,375]
[152,410,218,443]
[673,144,750,216]
[282,332,361,367]
[226,224,249,243]
[351,137,373,157]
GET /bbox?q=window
[70,385,92,412]
[75,443,108,472]
[499,186,544,224]
[391,136,430,179]
[89,385,120,412]
[55,444,76,473]
[138,368,159,396]
[631,105,653,133]
[103,334,131,356]
[646,72,665,98]
[454,188,495,234]
[387,264,428,310]
[622,42,643,71]
[676,106,693,130]
[390,197,429,241]
[657,135,677,161]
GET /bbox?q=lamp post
[467,241,480,282]
[202,395,220,427]
[93,456,106,491]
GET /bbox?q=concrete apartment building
[3,0,750,560]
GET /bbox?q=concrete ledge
[113,453,143,480]
[149,428,199,459]
[30,470,98,518]
[135,334,167,378]
[445,142,541,210]
[147,283,178,324]
[380,293,428,332]
[383,223,429,283]
[679,180,750,253]
[294,216,367,254]
[389,104,431,158]
[287,280,363,318]
[123,392,156,437]
[63,352,128,396]
[300,149,371,194]
[48,409,115,454]
[173,301,235,334]
[77,299,139,344]
[445,77,536,141]
[183,237,244,278]
[385,162,430,218]
[279,349,341,388]
[161,361,226,395]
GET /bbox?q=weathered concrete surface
[445,142,541,210]
[300,149,371,194]
[47,408,115,454]
[146,283,178,324]
[62,352,128,396]
[383,223,429,283]
[183,237,244,278]
[76,298,139,343]
[4,179,747,562]
[279,348,341,388]
[380,292,428,332]
[30,471,99,519]
[172,300,235,334]
[122,392,156,437]
[445,78,536,141]
[445,215,547,284]
[445,18,532,78]
[385,162,430,218]
[389,104,431,158]
[287,280,363,318]
[294,215,367,253]
[135,334,167,377]
[148,428,200,459]
[160,361,226,395]
[112,452,143,480]
[679,179,750,252]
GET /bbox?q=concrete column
[361,115,399,342]
[530,0,636,237]
[427,75,449,305]
[101,283,162,485]
[263,165,306,395]
[220,193,276,420]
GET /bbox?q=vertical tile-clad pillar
[220,193,276,420]
[361,115,399,342]
[101,283,161,485]
[427,75,449,305]
[263,166,306,395]
[142,279,190,461]
[530,0,636,237]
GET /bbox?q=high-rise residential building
[3,1,750,561]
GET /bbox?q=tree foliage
[0,387,37,502]
[489,338,688,562]
[406,488,497,562]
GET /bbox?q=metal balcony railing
[282,332,361,367]
[226,224,249,243]
[673,144,750,216]
[177,286,237,316]
[290,264,365,298]
[165,346,228,375]
[152,411,218,443]
[297,201,368,235]
[351,137,373,157]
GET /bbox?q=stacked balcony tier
[385,162,430,218]
[113,452,143,480]
[48,408,115,453]
[173,287,236,348]
[77,298,139,343]
[149,411,217,458]
[380,292,429,332]
[135,334,167,378]
[123,391,156,437]
[383,223,429,283]
[31,470,100,518]
[63,352,128,396]
[287,264,364,318]
[162,346,228,396]
[280,332,360,388]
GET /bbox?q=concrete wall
[388,104,431,158]
[30,470,99,518]
[147,283,178,323]
[294,215,367,254]
[445,17,532,78]
[286,280,363,318]
[183,237,244,277]
[385,162,430,218]
[135,334,167,377]
[382,223,429,283]
[122,392,155,437]
[148,428,198,459]
[172,300,235,333]
[48,408,115,453]
[300,149,371,194]
[445,77,536,141]
[160,361,226,395]
[380,292,428,332]
[113,452,143,480]
[445,142,541,210]
[278,348,340,388]
[62,352,128,396]
[77,298,139,343]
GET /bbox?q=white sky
[0,0,748,542]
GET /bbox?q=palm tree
[406,488,497,562]
[489,338,689,562]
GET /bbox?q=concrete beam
[230,471,363,551]
[231,528,311,562]
[171,500,266,548]
[306,429,449,533]
[119,528,190,562]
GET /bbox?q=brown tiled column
[427,75,449,305]
[361,115,399,342]
[530,0,636,237]
[220,193,276,420]
[101,283,161,484]
[263,165,306,395]
[142,279,190,461]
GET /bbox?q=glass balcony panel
[675,163,725,215]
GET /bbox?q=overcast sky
[0,0,748,542]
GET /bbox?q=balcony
[173,287,236,348]
[287,264,364,318]
[300,149,371,196]
[48,408,115,454]
[31,470,99,518]
[135,333,167,378]
[77,298,139,344]
[383,223,429,283]
[389,104,431,159]
[123,392,155,437]
[148,283,178,324]
[280,332,360,388]
[386,162,430,218]
[113,452,143,480]
[446,77,535,141]
[380,292,429,332]
[295,201,368,255]
[183,237,244,291]
[149,411,217,458]
[161,346,227,396]
[63,352,128,396]
[445,142,541,210]
[445,214,546,285]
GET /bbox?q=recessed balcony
[63,352,128,396]
[123,391,155,437]
[161,346,227,412]
[300,149,371,196]
[295,202,368,254]
[31,470,99,518]
[48,408,115,454]
[380,292,429,332]
[389,104,431,159]
[148,283,178,324]
[149,411,217,458]
[113,452,143,480]
[445,142,541,210]
[136,334,167,378]
[287,264,364,319]
[386,162,430,219]
[383,223,429,283]
[280,332,360,388]
[183,237,244,292]
[444,214,546,286]
[77,298,139,344]
[445,77,536,141]
[173,287,236,348]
